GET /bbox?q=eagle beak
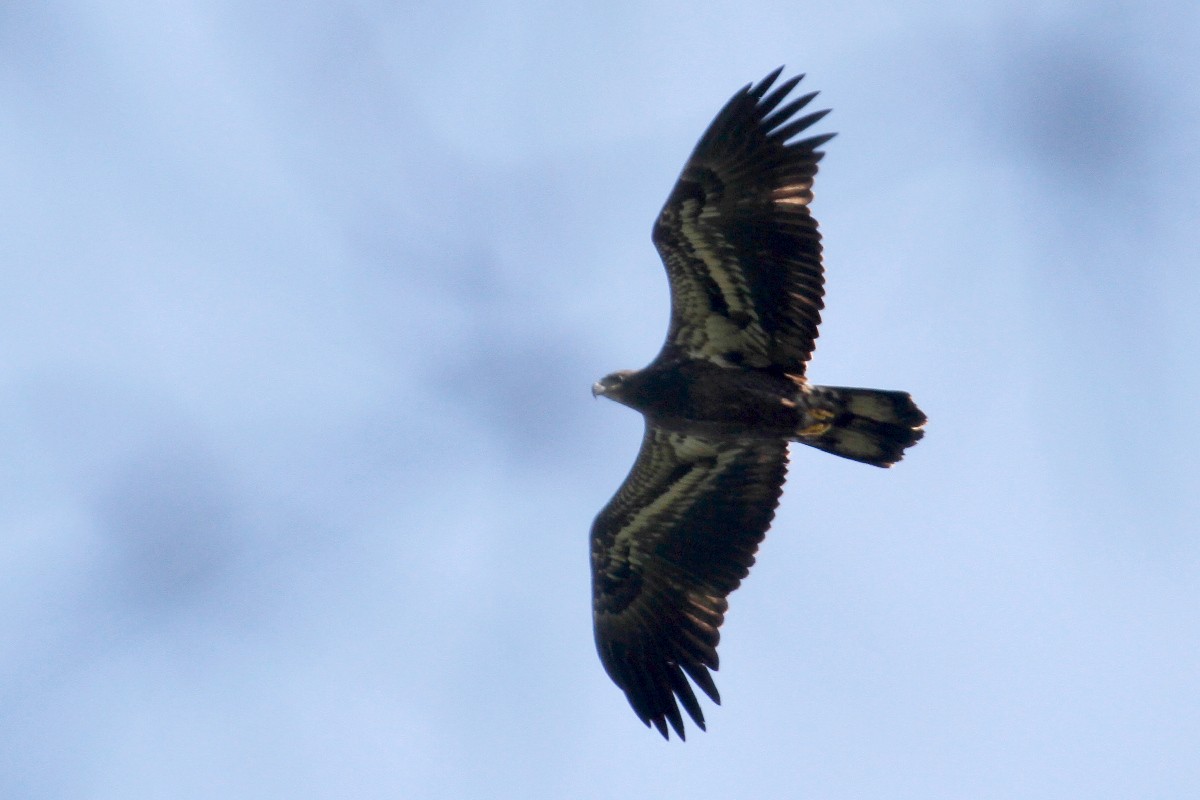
[591,382,604,398]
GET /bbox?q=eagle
[590,68,926,740]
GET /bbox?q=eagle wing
[652,67,834,374]
[591,424,789,739]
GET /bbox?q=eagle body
[594,360,805,437]
[590,68,926,740]
[596,362,925,464]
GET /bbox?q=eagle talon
[797,408,836,438]
[797,421,832,438]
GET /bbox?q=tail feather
[797,386,926,467]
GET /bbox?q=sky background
[2,1,1198,797]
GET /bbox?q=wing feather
[591,424,789,739]
[652,68,834,373]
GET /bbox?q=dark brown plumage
[591,68,926,739]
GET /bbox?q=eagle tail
[795,386,926,467]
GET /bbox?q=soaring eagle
[591,68,926,739]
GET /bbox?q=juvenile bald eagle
[591,68,926,739]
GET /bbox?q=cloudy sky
[2,1,1198,797]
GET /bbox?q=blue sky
[2,1,1198,797]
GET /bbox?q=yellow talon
[797,421,832,438]
[797,408,836,438]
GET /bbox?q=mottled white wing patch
[604,433,735,572]
[664,197,773,368]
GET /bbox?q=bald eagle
[590,68,926,739]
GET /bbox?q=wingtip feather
[751,66,786,97]
[772,108,834,144]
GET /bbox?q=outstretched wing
[591,424,789,739]
[652,67,834,374]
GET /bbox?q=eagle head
[592,370,636,402]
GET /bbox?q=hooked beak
[591,382,604,398]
